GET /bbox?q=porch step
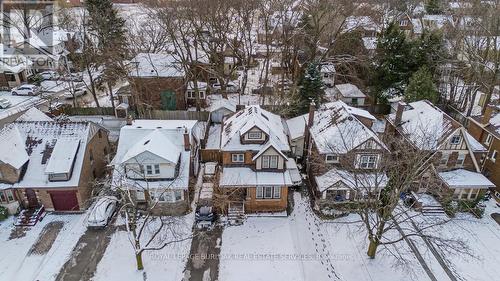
[228,202,245,225]
[421,205,446,216]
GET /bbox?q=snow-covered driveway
[0,213,86,281]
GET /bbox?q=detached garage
[48,190,80,211]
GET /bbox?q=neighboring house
[0,56,32,89]
[209,98,236,123]
[111,119,202,215]
[285,113,308,159]
[467,104,500,195]
[185,81,208,108]
[0,121,110,212]
[0,92,47,129]
[304,101,388,207]
[218,105,300,214]
[327,83,367,107]
[386,100,494,201]
[128,53,187,111]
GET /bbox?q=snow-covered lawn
[220,192,423,281]
[0,213,86,281]
[92,213,195,281]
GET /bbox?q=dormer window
[248,131,262,139]
[450,135,461,145]
[325,154,339,163]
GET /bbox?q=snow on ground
[425,200,500,281]
[206,124,221,149]
[92,213,195,281]
[0,213,86,281]
[220,192,428,281]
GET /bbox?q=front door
[160,90,176,110]
[25,189,38,208]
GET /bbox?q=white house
[111,119,202,215]
[209,98,236,123]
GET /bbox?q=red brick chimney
[482,104,497,124]
[183,127,190,151]
[394,102,405,126]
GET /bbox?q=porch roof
[315,169,388,193]
[219,167,293,187]
[438,169,494,189]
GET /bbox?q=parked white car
[0,98,12,109]
[38,71,60,81]
[212,82,240,93]
[11,84,40,96]
[62,83,88,99]
[87,196,118,229]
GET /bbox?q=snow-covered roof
[335,84,366,98]
[422,14,454,29]
[128,53,185,78]
[344,16,380,32]
[320,63,335,74]
[209,98,237,113]
[219,167,293,187]
[315,169,388,192]
[0,126,28,169]
[0,121,94,190]
[438,169,494,189]
[0,92,45,122]
[121,130,181,164]
[252,141,287,161]
[16,107,52,122]
[285,113,308,141]
[387,100,460,150]
[44,139,81,175]
[221,105,290,152]
[465,132,487,152]
[310,101,384,154]
[362,37,377,50]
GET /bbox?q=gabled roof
[16,107,52,122]
[310,101,385,154]
[121,129,180,164]
[221,105,289,151]
[387,100,460,150]
[335,84,366,98]
[252,141,288,161]
[0,126,28,169]
[209,98,237,113]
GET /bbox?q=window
[351,98,358,105]
[231,153,244,163]
[6,190,14,201]
[456,154,466,166]
[440,153,450,165]
[485,134,493,146]
[358,155,378,169]
[461,189,470,199]
[247,131,262,139]
[144,164,160,175]
[262,155,278,169]
[187,91,195,99]
[154,164,160,174]
[470,190,478,200]
[256,186,281,199]
[325,154,339,163]
[146,165,153,175]
[0,191,6,203]
[492,150,498,162]
[89,149,94,163]
[450,135,461,145]
[0,190,14,203]
[175,190,182,201]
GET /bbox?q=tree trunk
[86,67,100,108]
[107,82,115,110]
[136,252,144,270]
[367,239,379,259]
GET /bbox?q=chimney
[183,127,190,151]
[394,102,405,126]
[482,104,497,124]
[308,100,316,127]
[126,115,133,125]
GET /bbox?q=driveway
[56,222,118,281]
[184,226,223,281]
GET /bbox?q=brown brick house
[467,104,500,195]
[386,100,494,200]
[218,105,301,214]
[0,121,110,212]
[128,53,187,111]
[302,101,389,207]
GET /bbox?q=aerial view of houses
[0,1,499,281]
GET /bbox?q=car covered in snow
[195,206,215,228]
[38,71,60,81]
[11,84,40,96]
[62,83,88,99]
[87,196,118,229]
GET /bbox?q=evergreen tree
[425,0,443,15]
[293,63,325,115]
[372,22,414,101]
[405,66,439,103]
